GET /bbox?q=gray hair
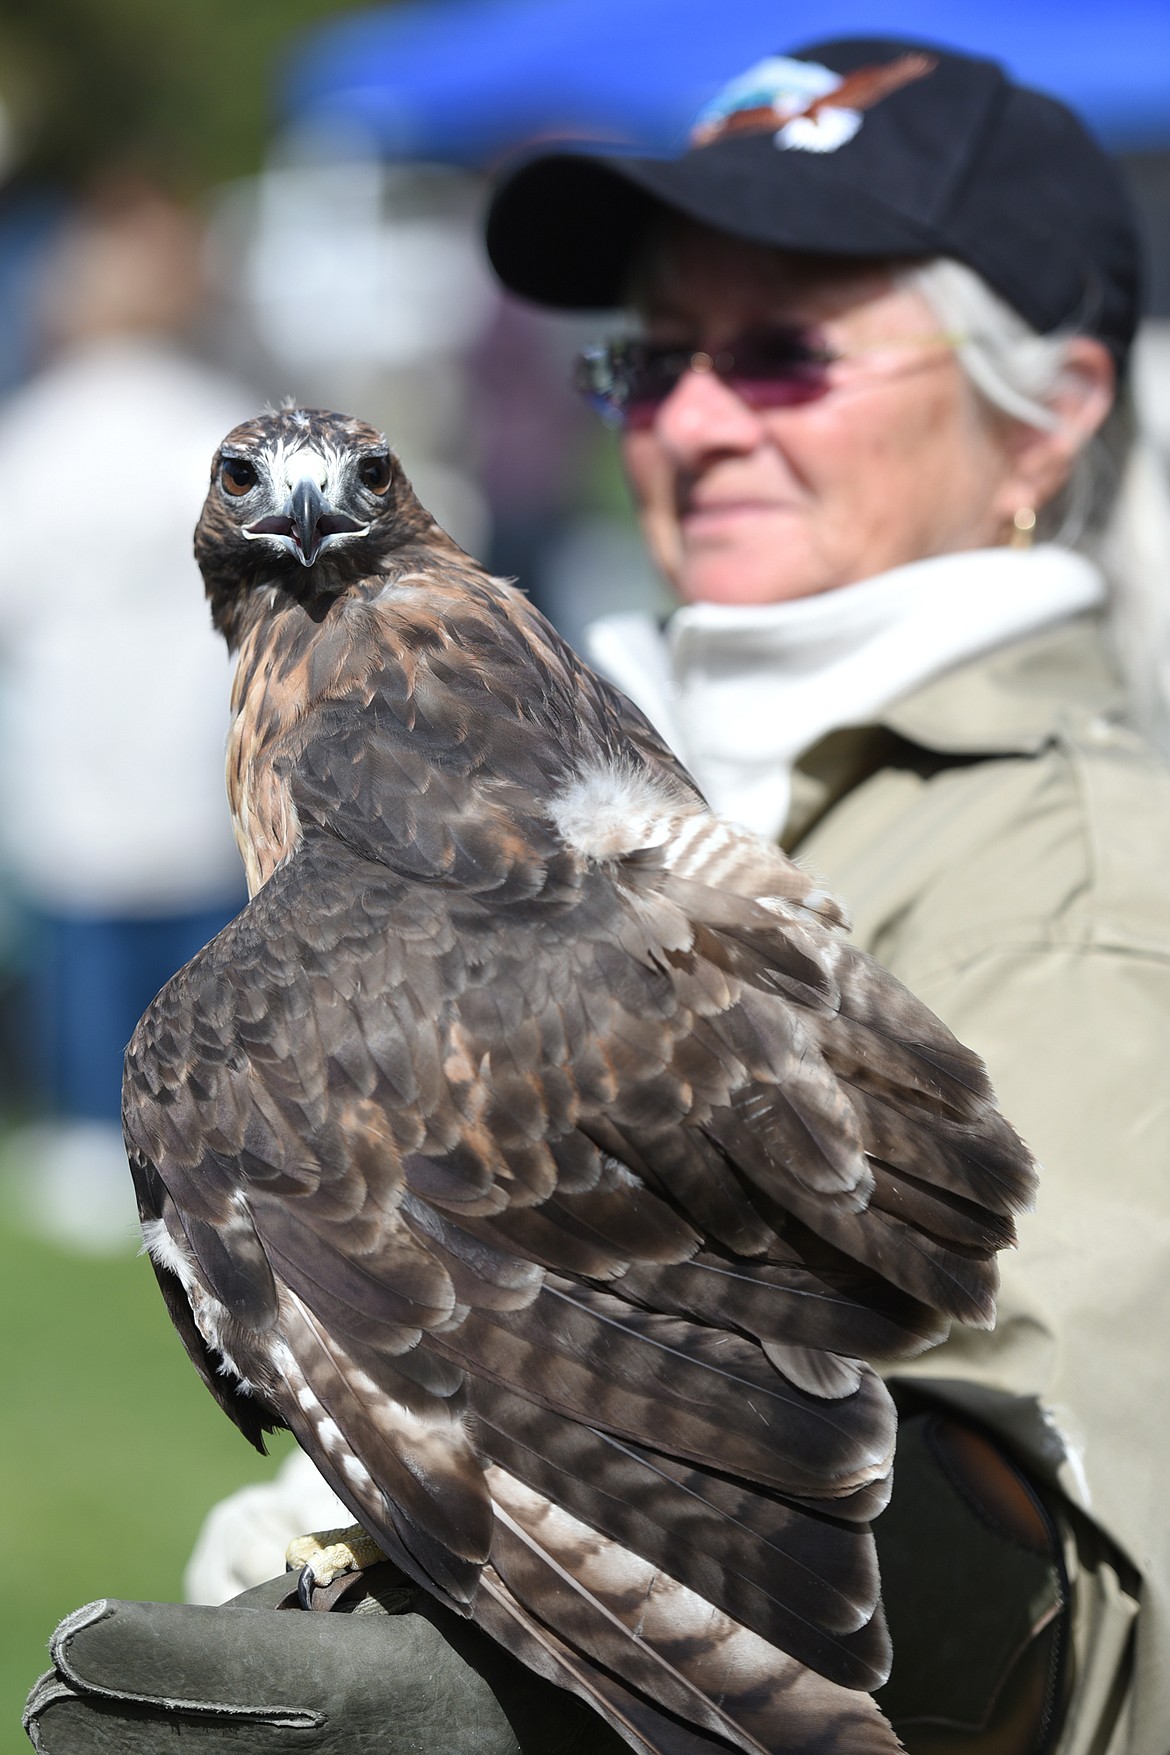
[906,257,1170,755]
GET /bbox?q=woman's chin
[676,553,830,607]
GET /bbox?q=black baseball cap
[486,37,1141,366]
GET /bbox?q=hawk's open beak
[288,478,328,567]
[246,483,368,567]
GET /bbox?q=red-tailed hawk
[124,406,1036,1755]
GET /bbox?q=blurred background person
[0,179,254,1250]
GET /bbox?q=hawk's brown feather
[126,407,1037,1755]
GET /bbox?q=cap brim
[486,142,941,309]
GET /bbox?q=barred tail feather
[480,1467,902,1755]
[472,1387,890,1689]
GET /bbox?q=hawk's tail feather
[301,1436,483,1613]
[478,1467,903,1755]
[472,1384,891,1689]
[474,1565,746,1755]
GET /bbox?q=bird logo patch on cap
[690,52,937,153]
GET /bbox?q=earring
[1008,506,1036,550]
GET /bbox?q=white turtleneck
[585,544,1105,841]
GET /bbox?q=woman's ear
[1002,337,1116,518]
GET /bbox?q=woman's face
[621,226,1033,607]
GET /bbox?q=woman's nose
[651,365,765,460]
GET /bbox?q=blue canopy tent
[280,0,1170,165]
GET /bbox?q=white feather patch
[282,447,329,492]
[142,1218,253,1389]
[144,1219,230,1368]
[341,1454,374,1491]
[548,759,694,860]
[600,1154,643,1190]
[315,1417,345,1452]
[141,1216,197,1290]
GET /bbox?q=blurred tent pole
[278,0,1170,164]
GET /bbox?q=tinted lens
[624,345,697,420]
[723,332,834,410]
[575,332,835,426]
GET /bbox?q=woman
[483,37,1170,1755]
[27,37,1170,1755]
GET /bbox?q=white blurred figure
[185,1449,350,1606]
[0,179,254,1252]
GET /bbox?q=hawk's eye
[358,455,392,495]
[221,458,257,497]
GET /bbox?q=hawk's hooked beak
[246,479,369,568]
[288,478,327,567]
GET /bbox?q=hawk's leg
[286,1525,387,1608]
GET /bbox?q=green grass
[0,1213,294,1753]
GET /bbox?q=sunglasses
[573,329,840,426]
[573,326,969,426]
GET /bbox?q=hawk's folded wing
[125,800,1032,1755]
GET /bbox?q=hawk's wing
[125,793,1032,1755]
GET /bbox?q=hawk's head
[195,406,437,646]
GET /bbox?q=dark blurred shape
[466,295,590,611]
[0,182,68,394]
[1124,150,1170,314]
[0,0,359,193]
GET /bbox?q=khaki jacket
[784,614,1170,1755]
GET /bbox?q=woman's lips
[679,498,795,532]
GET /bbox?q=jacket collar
[590,547,1105,842]
[878,610,1123,755]
[784,613,1123,846]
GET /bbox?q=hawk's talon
[285,1525,387,1602]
